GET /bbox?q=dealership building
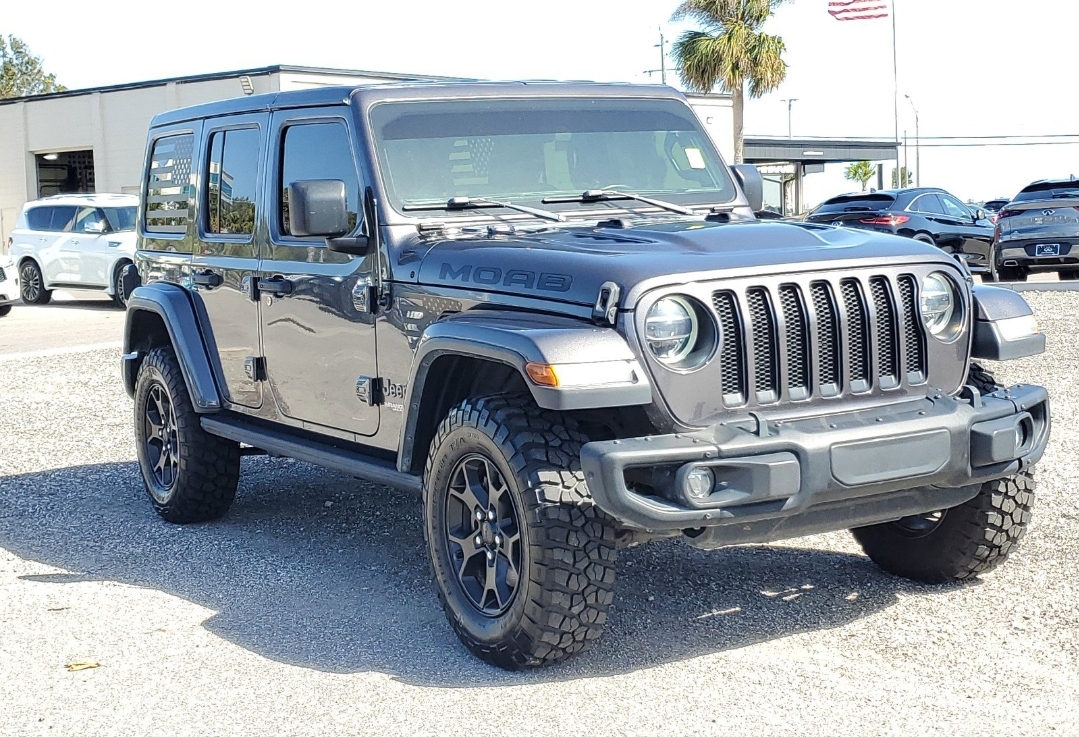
[0,64,893,246]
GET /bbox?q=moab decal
[439,263,572,293]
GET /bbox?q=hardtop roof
[149,81,689,128]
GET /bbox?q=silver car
[992,178,1079,281]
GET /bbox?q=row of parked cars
[805,179,1079,282]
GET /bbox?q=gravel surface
[1,293,1077,737]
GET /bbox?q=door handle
[257,275,293,297]
[71,239,80,246]
[192,269,223,288]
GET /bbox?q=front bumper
[580,384,1049,545]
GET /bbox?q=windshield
[101,206,137,231]
[368,98,737,216]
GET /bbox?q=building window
[279,121,359,237]
[206,128,259,236]
[145,133,194,235]
[36,151,95,198]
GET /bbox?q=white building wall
[685,94,735,163]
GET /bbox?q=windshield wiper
[402,196,564,222]
[543,189,696,216]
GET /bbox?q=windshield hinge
[592,281,621,326]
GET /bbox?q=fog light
[684,467,715,500]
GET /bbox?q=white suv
[0,254,17,316]
[8,194,138,306]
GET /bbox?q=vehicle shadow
[0,458,943,687]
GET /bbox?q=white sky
[5,0,1077,207]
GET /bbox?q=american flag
[828,0,890,21]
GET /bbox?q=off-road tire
[852,364,1035,582]
[852,470,1035,583]
[0,305,11,317]
[423,394,617,669]
[134,346,240,523]
[19,260,51,304]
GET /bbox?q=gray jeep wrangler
[121,82,1050,670]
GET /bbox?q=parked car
[805,188,995,276]
[121,82,1048,670]
[8,194,138,306]
[983,199,1009,213]
[991,178,1079,281]
[0,254,17,316]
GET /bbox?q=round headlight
[645,296,698,364]
[920,272,958,338]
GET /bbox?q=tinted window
[814,194,896,214]
[25,207,52,231]
[280,122,359,236]
[102,207,137,231]
[145,133,195,235]
[911,194,944,215]
[940,196,971,219]
[74,207,105,233]
[49,206,77,232]
[368,98,737,213]
[206,128,260,236]
[1014,181,1079,202]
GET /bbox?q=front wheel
[423,394,617,669]
[19,260,51,304]
[0,304,11,317]
[112,261,132,307]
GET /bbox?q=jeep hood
[412,220,958,308]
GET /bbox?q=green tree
[845,161,875,191]
[891,166,913,188]
[671,0,789,163]
[0,35,65,98]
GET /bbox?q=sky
[4,0,1078,207]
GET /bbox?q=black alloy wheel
[19,261,50,304]
[113,264,130,306]
[444,453,523,616]
[142,383,180,500]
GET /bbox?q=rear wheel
[1059,269,1079,280]
[19,260,51,304]
[996,263,1027,282]
[134,346,241,523]
[912,233,936,246]
[0,305,11,317]
[423,394,617,669]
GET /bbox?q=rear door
[190,115,267,409]
[259,108,380,437]
[939,194,992,270]
[44,206,80,284]
[12,206,59,274]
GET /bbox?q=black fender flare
[397,311,651,472]
[122,282,222,412]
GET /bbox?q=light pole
[780,98,798,139]
[904,94,920,187]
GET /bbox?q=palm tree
[672,0,789,164]
[845,161,876,191]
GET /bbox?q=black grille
[779,286,810,398]
[746,288,777,399]
[897,276,925,380]
[709,273,927,407]
[712,291,746,401]
[870,277,899,385]
[811,282,840,391]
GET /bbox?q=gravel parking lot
[1,292,1077,737]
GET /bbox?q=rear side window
[145,133,195,235]
[815,194,896,214]
[206,128,260,236]
[279,121,359,237]
[49,206,77,231]
[25,207,52,231]
[911,194,945,215]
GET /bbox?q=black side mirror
[287,179,351,237]
[732,164,764,213]
[975,208,986,221]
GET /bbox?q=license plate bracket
[1035,243,1061,256]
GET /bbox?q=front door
[940,194,992,270]
[70,206,109,285]
[190,114,268,409]
[259,109,379,436]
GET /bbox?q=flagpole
[891,0,900,180]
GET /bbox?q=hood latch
[592,281,621,326]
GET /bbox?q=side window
[25,207,53,231]
[74,207,105,233]
[941,196,971,219]
[279,121,359,237]
[206,128,260,236]
[50,206,77,232]
[912,194,944,215]
[145,133,195,235]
